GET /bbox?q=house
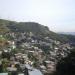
[0,73,8,75]
[40,65,47,73]
[7,67,17,72]
[44,61,55,68]
[29,69,43,75]
[18,73,24,75]
[0,51,2,55]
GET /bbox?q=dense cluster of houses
[0,32,72,75]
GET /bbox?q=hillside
[0,19,75,43]
[0,19,50,34]
[0,19,10,33]
[58,32,75,35]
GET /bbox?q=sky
[0,0,75,32]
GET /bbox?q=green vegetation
[0,35,9,49]
[0,19,75,43]
[56,49,75,75]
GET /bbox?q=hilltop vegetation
[0,19,75,43]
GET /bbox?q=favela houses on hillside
[0,24,74,75]
[0,0,75,75]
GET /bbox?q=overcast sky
[0,0,75,32]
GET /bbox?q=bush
[56,51,75,75]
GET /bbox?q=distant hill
[58,32,75,44]
[0,19,50,34]
[0,19,75,43]
[58,32,75,35]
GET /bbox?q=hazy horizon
[0,0,75,32]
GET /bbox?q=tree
[56,50,75,75]
[2,51,11,59]
[23,67,29,75]
[0,64,3,73]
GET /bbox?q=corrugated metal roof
[29,69,43,75]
